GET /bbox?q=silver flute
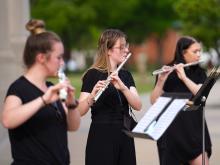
[58,67,67,101]
[94,53,132,102]
[152,60,205,76]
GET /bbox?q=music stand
[124,67,220,165]
[186,66,220,165]
[124,92,191,141]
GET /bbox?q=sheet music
[132,97,172,133]
[145,99,188,140]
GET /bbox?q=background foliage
[174,0,220,58]
[30,0,177,49]
[31,0,220,61]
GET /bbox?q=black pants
[86,122,136,165]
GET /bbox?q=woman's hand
[110,72,127,91]
[150,65,173,104]
[42,83,66,104]
[91,80,106,97]
[64,79,77,106]
[174,63,187,81]
[41,78,76,105]
[158,65,173,82]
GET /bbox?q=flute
[94,53,132,102]
[152,60,205,76]
[58,67,67,101]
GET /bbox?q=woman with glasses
[1,19,80,165]
[77,29,142,165]
[150,36,212,165]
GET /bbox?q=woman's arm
[2,83,66,129]
[66,107,81,131]
[77,92,94,116]
[181,77,202,95]
[150,79,165,104]
[110,73,142,111]
[77,80,106,116]
[61,81,81,131]
[120,86,142,111]
[2,95,45,129]
[150,67,172,104]
[175,64,202,95]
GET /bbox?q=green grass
[132,72,155,94]
[49,72,155,98]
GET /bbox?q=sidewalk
[0,80,220,164]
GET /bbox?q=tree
[30,0,97,50]
[31,0,178,48]
[174,0,220,61]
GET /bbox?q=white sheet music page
[132,97,172,133]
[147,99,188,140]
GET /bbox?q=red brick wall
[130,29,180,65]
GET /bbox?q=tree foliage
[31,0,97,50]
[174,0,220,57]
[30,0,177,50]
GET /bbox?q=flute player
[150,36,212,165]
[1,19,80,164]
[77,29,142,165]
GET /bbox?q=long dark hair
[171,36,198,65]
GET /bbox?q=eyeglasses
[112,43,129,52]
[50,102,63,122]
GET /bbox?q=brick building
[130,29,180,65]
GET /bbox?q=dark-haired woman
[1,19,80,165]
[150,36,212,165]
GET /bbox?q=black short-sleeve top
[5,76,69,165]
[81,68,135,119]
[163,66,207,94]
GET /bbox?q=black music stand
[125,67,220,165]
[123,92,191,141]
[186,66,220,165]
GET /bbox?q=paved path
[1,80,220,165]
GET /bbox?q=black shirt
[6,76,70,165]
[164,66,207,93]
[81,68,135,121]
[157,66,212,162]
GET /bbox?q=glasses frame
[112,43,129,52]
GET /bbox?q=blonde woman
[78,29,142,165]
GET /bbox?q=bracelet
[67,99,79,110]
[87,94,95,107]
[40,96,47,106]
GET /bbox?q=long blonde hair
[90,29,127,75]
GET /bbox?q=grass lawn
[49,72,155,98]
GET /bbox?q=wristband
[67,99,79,110]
